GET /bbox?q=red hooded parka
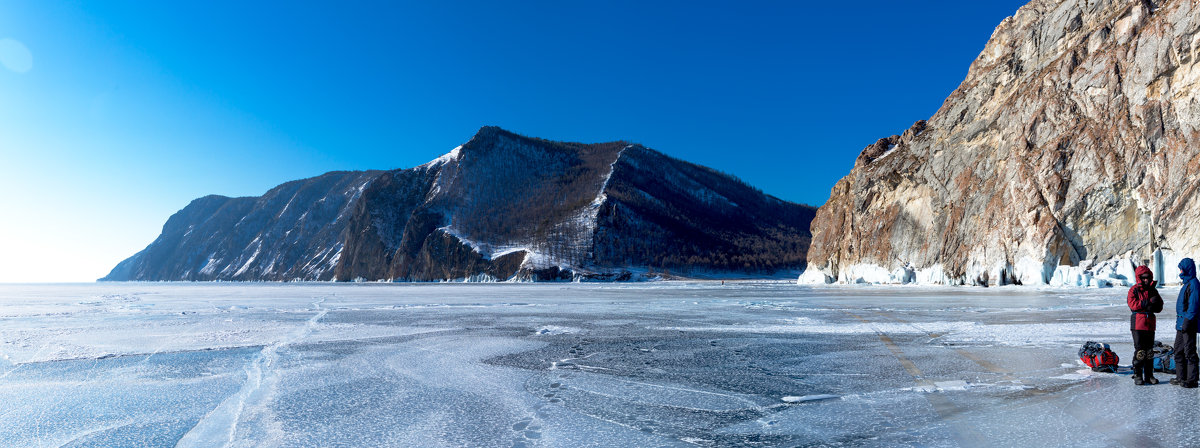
[1128,265,1164,331]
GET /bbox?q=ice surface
[1,282,1198,446]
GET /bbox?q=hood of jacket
[1136,265,1155,285]
[1132,263,1152,281]
[1181,258,1197,281]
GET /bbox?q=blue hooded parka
[1177,258,1200,332]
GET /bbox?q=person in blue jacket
[1174,258,1200,388]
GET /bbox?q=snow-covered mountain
[803,0,1200,286]
[103,127,815,281]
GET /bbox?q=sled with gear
[1079,341,1120,373]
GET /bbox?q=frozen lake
[0,282,1195,447]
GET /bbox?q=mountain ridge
[104,127,815,282]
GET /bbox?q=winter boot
[1171,378,1182,386]
[1132,357,1145,383]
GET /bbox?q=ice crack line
[176,299,326,448]
[0,342,49,381]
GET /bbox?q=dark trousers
[1132,330,1155,380]
[1175,330,1199,384]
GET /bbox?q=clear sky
[0,1,1030,282]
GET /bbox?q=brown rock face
[806,0,1200,285]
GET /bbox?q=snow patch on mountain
[421,146,462,169]
[440,227,530,260]
[199,255,222,276]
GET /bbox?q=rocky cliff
[104,127,815,281]
[102,171,380,282]
[803,0,1200,286]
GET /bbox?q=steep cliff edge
[804,0,1200,286]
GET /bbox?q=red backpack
[1079,341,1119,373]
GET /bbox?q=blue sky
[0,0,1029,282]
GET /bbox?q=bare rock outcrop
[805,0,1200,285]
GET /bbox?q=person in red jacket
[1129,265,1165,385]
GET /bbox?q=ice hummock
[800,251,1185,288]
